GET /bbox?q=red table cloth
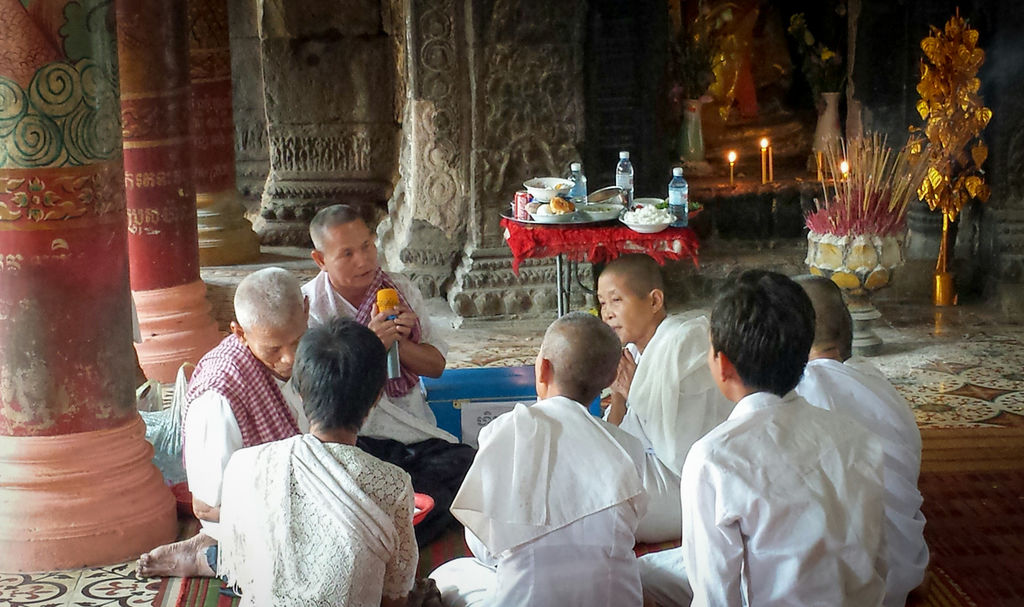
[501,218,700,273]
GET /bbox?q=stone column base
[448,248,593,318]
[0,416,177,572]
[197,191,261,266]
[133,279,222,382]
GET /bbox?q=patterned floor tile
[67,563,160,607]
[0,571,79,606]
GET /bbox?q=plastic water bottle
[568,162,588,204]
[615,151,634,206]
[668,167,688,227]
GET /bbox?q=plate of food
[528,196,576,223]
[620,203,674,233]
[524,177,573,202]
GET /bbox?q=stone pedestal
[118,0,221,382]
[189,0,260,265]
[253,0,399,245]
[0,1,175,571]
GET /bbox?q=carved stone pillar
[118,0,221,382]
[254,0,399,245]
[377,0,470,299]
[228,0,269,206]
[446,0,587,316]
[0,0,175,571]
[189,0,260,265]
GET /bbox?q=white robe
[431,396,648,607]
[614,314,734,542]
[302,270,456,444]
[218,435,418,607]
[182,377,309,540]
[642,391,887,607]
[796,357,928,607]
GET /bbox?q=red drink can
[514,190,531,220]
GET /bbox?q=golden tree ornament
[912,11,991,305]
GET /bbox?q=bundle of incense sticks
[806,133,929,237]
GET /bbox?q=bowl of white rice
[620,202,674,233]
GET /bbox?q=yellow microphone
[376,288,401,378]
[376,288,400,316]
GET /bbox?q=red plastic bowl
[413,493,434,526]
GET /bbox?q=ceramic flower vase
[678,99,712,175]
[813,92,842,154]
[679,99,705,162]
[805,231,904,356]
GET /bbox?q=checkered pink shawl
[353,269,422,398]
[184,334,300,450]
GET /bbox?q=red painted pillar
[0,0,175,571]
[189,0,260,266]
[118,0,221,382]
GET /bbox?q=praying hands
[606,348,637,426]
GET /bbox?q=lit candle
[728,150,737,186]
[840,159,850,181]
[760,138,768,184]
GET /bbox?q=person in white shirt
[303,204,474,546]
[794,275,928,607]
[640,270,887,606]
[597,255,733,542]
[429,312,649,607]
[138,268,310,578]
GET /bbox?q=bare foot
[138,532,217,578]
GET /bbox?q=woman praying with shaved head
[430,312,649,607]
[597,255,733,543]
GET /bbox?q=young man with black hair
[640,270,887,606]
[217,318,418,607]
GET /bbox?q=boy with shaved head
[430,312,649,607]
[597,255,733,542]
[794,275,928,607]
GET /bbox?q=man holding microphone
[303,203,475,545]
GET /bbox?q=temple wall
[227,0,1024,318]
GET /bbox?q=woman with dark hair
[216,318,418,607]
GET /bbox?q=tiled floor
[2,298,1021,605]
[0,562,163,607]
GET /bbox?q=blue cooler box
[422,366,602,443]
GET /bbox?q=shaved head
[540,312,622,404]
[234,267,305,332]
[794,274,852,361]
[309,204,365,251]
[601,255,665,299]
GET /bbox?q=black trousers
[356,436,476,547]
